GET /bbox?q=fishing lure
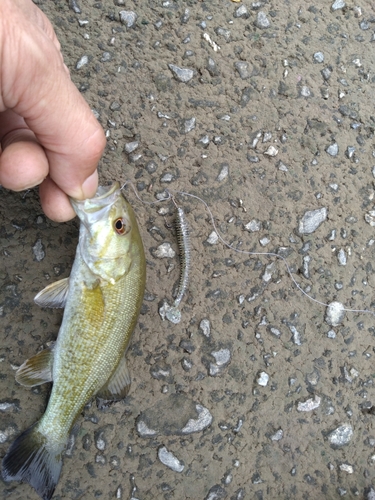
[159,201,191,324]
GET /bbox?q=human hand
[0,0,106,222]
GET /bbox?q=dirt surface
[2,0,375,499]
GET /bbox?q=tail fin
[2,423,64,500]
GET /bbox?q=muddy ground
[2,0,375,499]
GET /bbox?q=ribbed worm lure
[159,199,191,324]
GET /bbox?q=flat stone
[168,64,194,82]
[119,10,137,28]
[328,424,353,447]
[297,395,321,412]
[255,11,270,29]
[158,446,184,472]
[331,0,345,10]
[136,394,212,437]
[326,143,338,156]
[298,207,327,234]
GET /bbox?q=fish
[2,181,146,500]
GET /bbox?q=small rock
[207,231,219,245]
[331,0,345,11]
[76,55,89,70]
[33,239,45,261]
[119,10,137,28]
[244,220,261,232]
[327,424,353,447]
[339,463,354,474]
[325,301,345,326]
[168,64,194,83]
[217,164,229,181]
[337,248,347,266]
[270,429,283,441]
[209,348,231,376]
[205,485,227,500]
[321,67,332,81]
[298,207,327,234]
[180,117,196,134]
[153,243,175,259]
[264,145,278,157]
[313,52,324,63]
[234,5,249,18]
[199,319,211,337]
[297,395,321,412]
[255,11,270,29]
[326,143,339,156]
[124,141,139,153]
[300,86,311,97]
[257,371,269,386]
[234,61,251,79]
[158,446,184,472]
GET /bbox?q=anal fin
[97,356,131,401]
[34,277,70,308]
[16,343,55,387]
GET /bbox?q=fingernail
[81,170,98,199]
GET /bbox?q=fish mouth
[70,181,122,224]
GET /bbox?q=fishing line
[121,181,375,319]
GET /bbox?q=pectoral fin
[97,357,131,401]
[34,278,70,308]
[16,343,55,387]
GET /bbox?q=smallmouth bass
[2,182,146,500]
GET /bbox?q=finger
[39,177,76,222]
[0,1,106,200]
[0,129,49,191]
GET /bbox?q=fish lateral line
[121,180,375,319]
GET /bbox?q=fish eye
[114,217,126,235]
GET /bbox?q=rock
[168,64,194,83]
[298,207,327,234]
[297,395,321,412]
[326,143,338,156]
[119,10,137,28]
[158,446,184,472]
[327,424,353,447]
[325,301,345,326]
[255,11,270,29]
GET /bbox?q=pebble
[180,117,196,134]
[234,5,249,18]
[297,395,321,412]
[264,145,278,157]
[76,55,89,69]
[153,243,176,258]
[33,239,45,261]
[0,426,17,444]
[255,11,270,29]
[325,301,345,326]
[328,424,353,447]
[205,485,227,500]
[259,237,270,246]
[331,0,345,10]
[270,429,283,441]
[298,207,327,234]
[339,463,354,474]
[217,164,229,182]
[289,325,302,345]
[168,64,194,82]
[365,209,375,226]
[209,348,231,376]
[244,219,261,232]
[199,319,211,337]
[326,143,339,156]
[119,10,137,28]
[158,446,184,472]
[124,141,139,153]
[337,248,347,266]
[234,61,251,79]
[207,231,219,245]
[257,371,269,386]
[215,27,231,42]
[313,52,324,63]
[181,404,213,434]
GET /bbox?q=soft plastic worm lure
[173,206,191,308]
[159,201,191,324]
